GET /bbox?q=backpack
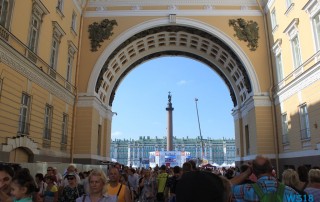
[252,183,285,202]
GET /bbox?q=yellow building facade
[0,0,319,170]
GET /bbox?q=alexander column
[166,92,174,151]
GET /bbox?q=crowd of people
[0,155,319,202]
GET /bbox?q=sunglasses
[67,177,75,180]
[47,169,52,171]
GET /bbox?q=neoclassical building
[0,0,319,172]
[111,136,236,167]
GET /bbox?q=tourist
[59,172,85,202]
[231,155,298,201]
[304,169,320,202]
[139,169,155,202]
[10,168,37,202]
[0,164,14,202]
[156,165,168,202]
[282,169,308,198]
[76,169,117,202]
[106,168,131,202]
[43,175,58,202]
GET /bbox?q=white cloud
[111,131,123,137]
[177,80,188,85]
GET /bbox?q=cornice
[77,94,114,120]
[275,62,320,104]
[0,41,75,105]
[87,0,258,7]
[85,9,262,17]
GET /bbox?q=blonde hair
[282,169,300,188]
[308,169,320,183]
[88,169,108,193]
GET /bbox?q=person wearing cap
[59,172,85,202]
[61,165,81,188]
[156,165,168,202]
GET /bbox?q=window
[61,113,68,144]
[57,0,63,12]
[291,36,302,69]
[245,125,250,155]
[281,113,289,144]
[50,39,59,69]
[29,16,40,52]
[43,105,53,140]
[97,124,102,155]
[71,12,76,33]
[0,0,13,28]
[299,104,310,140]
[313,12,320,50]
[286,0,292,8]
[271,9,277,30]
[27,1,48,53]
[67,41,77,82]
[50,22,65,69]
[275,53,284,82]
[18,93,31,135]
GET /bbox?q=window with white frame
[299,104,310,140]
[18,93,31,135]
[272,39,283,83]
[303,0,320,51]
[61,113,68,144]
[28,1,48,53]
[50,38,59,69]
[97,124,102,155]
[281,113,289,144]
[275,53,284,82]
[50,22,65,69]
[271,9,277,30]
[0,0,13,28]
[66,55,73,82]
[67,41,77,82]
[286,0,293,8]
[291,36,302,69]
[71,11,76,32]
[29,16,40,52]
[57,0,63,12]
[43,104,53,140]
[313,12,320,50]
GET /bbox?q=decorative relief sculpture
[88,19,118,52]
[229,18,259,51]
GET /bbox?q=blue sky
[111,56,235,141]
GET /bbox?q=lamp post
[195,98,204,161]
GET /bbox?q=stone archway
[74,17,273,164]
[1,136,39,163]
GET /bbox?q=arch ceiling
[94,25,253,108]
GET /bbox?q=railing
[275,50,320,92]
[300,128,311,140]
[0,25,76,94]
[43,138,51,148]
[17,121,30,135]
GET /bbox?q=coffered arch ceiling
[93,25,257,108]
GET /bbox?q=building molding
[0,41,75,105]
[84,9,262,17]
[77,94,114,120]
[235,153,276,162]
[279,149,320,159]
[275,63,320,104]
[0,136,40,155]
[73,154,112,161]
[87,0,259,7]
